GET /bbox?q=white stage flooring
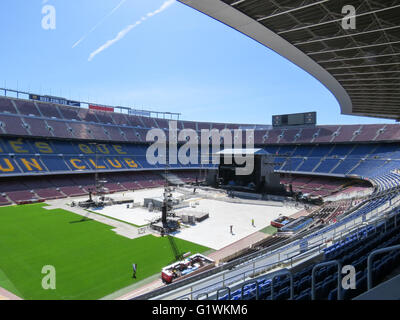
[72,188,166,226]
[91,205,160,227]
[66,188,299,250]
[172,199,298,250]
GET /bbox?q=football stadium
[1,0,400,303]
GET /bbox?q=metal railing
[367,244,400,290]
[146,191,400,300]
[311,260,342,300]
[241,279,259,300]
[216,287,231,300]
[0,87,181,119]
[270,270,294,300]
[171,240,340,300]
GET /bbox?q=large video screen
[272,112,316,127]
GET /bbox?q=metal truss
[221,0,400,119]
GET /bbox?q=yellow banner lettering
[35,142,53,154]
[0,158,15,172]
[107,159,122,168]
[70,159,86,170]
[78,144,94,154]
[124,158,138,168]
[9,138,28,153]
[89,159,106,169]
[21,158,43,171]
[113,145,127,155]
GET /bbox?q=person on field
[132,263,137,279]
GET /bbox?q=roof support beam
[354,107,400,111]
[339,78,400,82]
[295,25,400,46]
[348,92,400,96]
[318,52,400,64]
[332,70,400,76]
[345,88,400,92]
[231,0,246,6]
[342,83,400,87]
[353,105,400,111]
[352,99,400,105]
[326,62,400,70]
[352,103,400,109]
[354,106,400,111]
[257,0,329,22]
[278,4,400,35]
[308,41,400,56]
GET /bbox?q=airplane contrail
[88,0,175,62]
[72,0,128,49]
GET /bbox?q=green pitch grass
[260,225,278,235]
[0,203,209,300]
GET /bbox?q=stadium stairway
[160,172,185,186]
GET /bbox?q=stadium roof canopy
[179,0,400,120]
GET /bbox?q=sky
[0,0,393,125]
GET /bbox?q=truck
[161,254,215,284]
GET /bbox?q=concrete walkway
[208,231,269,264]
[101,273,162,300]
[114,277,164,300]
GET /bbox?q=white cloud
[88,0,175,62]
